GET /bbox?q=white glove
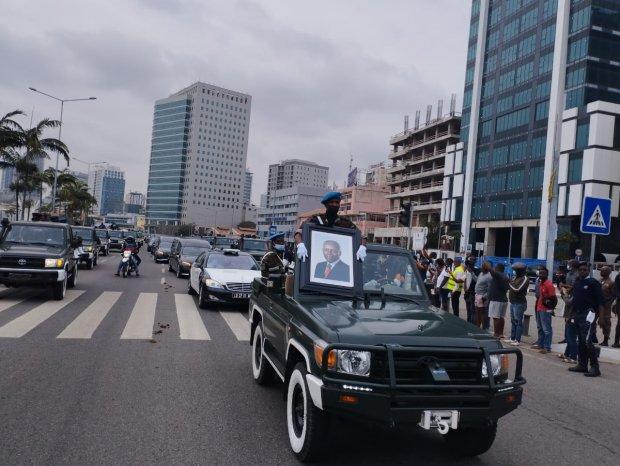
[282,259,290,268]
[356,244,367,262]
[296,242,308,262]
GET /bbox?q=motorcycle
[119,250,137,278]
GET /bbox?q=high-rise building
[243,170,253,206]
[67,170,89,185]
[146,81,251,227]
[89,166,125,216]
[257,186,325,237]
[266,159,329,202]
[442,0,620,259]
[0,158,44,190]
[125,191,145,214]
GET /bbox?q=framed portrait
[297,223,362,297]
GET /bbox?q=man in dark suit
[314,240,350,282]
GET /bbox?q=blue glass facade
[146,97,190,224]
[100,176,125,215]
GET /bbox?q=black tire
[198,284,210,309]
[52,276,67,300]
[287,363,328,462]
[122,267,127,278]
[104,247,109,256]
[187,278,197,295]
[86,259,94,270]
[176,265,183,279]
[67,266,77,288]
[168,263,174,272]
[251,323,274,385]
[93,255,98,267]
[444,421,497,457]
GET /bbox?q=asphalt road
[0,254,618,465]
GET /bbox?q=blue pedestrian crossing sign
[268,225,277,236]
[580,196,612,235]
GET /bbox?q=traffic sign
[580,196,611,235]
[475,242,484,252]
[268,225,277,236]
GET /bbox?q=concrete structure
[89,166,125,216]
[125,191,145,214]
[298,184,389,239]
[443,0,620,260]
[146,81,251,228]
[266,159,328,202]
[243,170,253,206]
[67,170,89,185]
[385,112,461,247]
[257,186,324,237]
[359,162,387,186]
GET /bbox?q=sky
[0,0,470,203]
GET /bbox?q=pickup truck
[0,220,80,300]
[249,238,525,462]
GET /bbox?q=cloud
[0,0,469,202]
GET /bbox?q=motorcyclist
[115,236,141,276]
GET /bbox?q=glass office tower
[443,0,620,260]
[146,96,190,225]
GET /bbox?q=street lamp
[71,157,107,194]
[28,87,97,212]
[501,202,515,263]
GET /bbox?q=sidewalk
[457,294,620,364]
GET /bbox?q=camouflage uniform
[260,250,285,279]
[599,276,614,341]
[305,214,357,230]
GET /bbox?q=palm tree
[59,177,97,223]
[0,110,25,155]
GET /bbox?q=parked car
[108,230,127,251]
[72,226,101,269]
[153,236,175,263]
[169,238,212,278]
[187,249,260,308]
[147,234,160,253]
[0,220,79,300]
[240,238,269,262]
[94,228,110,256]
[249,240,525,461]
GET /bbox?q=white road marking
[57,291,122,339]
[161,277,166,285]
[175,294,210,340]
[120,293,157,339]
[0,294,28,315]
[219,311,250,341]
[0,290,84,338]
[161,267,165,273]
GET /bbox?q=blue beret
[321,191,341,204]
[269,232,284,241]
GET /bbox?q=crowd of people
[416,251,620,378]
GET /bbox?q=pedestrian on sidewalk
[435,259,451,311]
[559,260,579,363]
[568,262,604,377]
[464,255,480,324]
[448,257,466,318]
[598,266,614,347]
[474,261,492,330]
[488,263,509,339]
[613,273,620,348]
[508,262,529,346]
[533,266,555,354]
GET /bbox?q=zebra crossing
[0,290,250,342]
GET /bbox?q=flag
[347,167,358,187]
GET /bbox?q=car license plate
[232,293,250,299]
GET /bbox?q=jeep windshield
[242,239,268,251]
[108,231,125,239]
[95,230,109,239]
[73,228,94,244]
[362,251,425,297]
[2,225,66,247]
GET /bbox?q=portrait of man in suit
[313,240,351,282]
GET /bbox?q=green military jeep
[249,226,525,462]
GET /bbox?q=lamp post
[28,87,96,212]
[71,157,107,194]
[501,202,514,263]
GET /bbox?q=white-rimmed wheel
[52,275,67,300]
[286,363,327,462]
[251,323,273,385]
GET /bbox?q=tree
[57,174,97,224]
[175,223,195,237]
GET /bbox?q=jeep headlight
[45,258,64,268]
[482,354,509,378]
[337,350,371,377]
[204,278,224,289]
[83,246,93,252]
[181,261,191,267]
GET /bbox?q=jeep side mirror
[71,236,83,248]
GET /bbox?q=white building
[257,186,325,237]
[267,159,328,202]
[88,166,125,216]
[243,170,253,206]
[146,81,251,228]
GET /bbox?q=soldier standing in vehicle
[260,232,286,281]
[297,191,366,262]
